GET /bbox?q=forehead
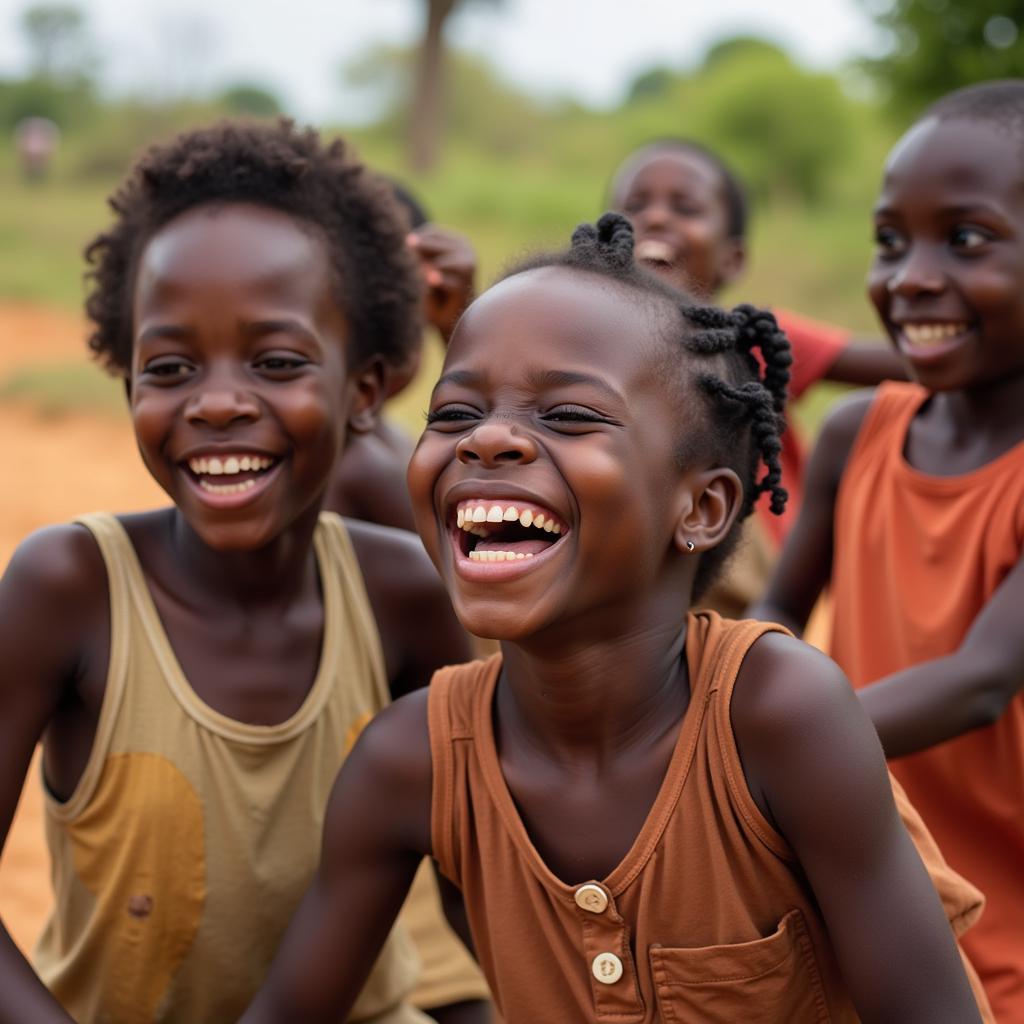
[136,202,332,303]
[446,267,670,388]
[878,117,1024,215]
[612,148,725,202]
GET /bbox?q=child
[756,80,1024,1021]
[0,120,483,1023]
[243,215,989,1023]
[609,139,907,550]
[325,182,476,533]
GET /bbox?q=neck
[936,368,1024,438]
[497,592,692,766]
[167,504,322,609]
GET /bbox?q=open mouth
[451,498,568,568]
[635,239,675,266]
[183,452,282,501]
[897,321,972,353]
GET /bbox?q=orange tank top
[831,382,1024,1020]
[429,612,988,1023]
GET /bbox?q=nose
[184,367,260,429]
[886,245,946,298]
[636,200,670,229]
[455,421,537,468]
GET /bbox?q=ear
[346,356,387,436]
[716,238,747,290]
[672,467,744,555]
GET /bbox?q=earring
[685,540,696,552]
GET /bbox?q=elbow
[965,663,1019,731]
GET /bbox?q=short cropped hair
[85,119,422,375]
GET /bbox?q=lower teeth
[199,478,258,495]
[469,550,534,562]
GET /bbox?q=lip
[441,484,572,584]
[180,457,285,510]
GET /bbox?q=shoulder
[731,632,870,821]
[344,518,445,609]
[325,432,414,530]
[331,686,434,851]
[733,631,856,743]
[809,388,880,488]
[2,521,108,611]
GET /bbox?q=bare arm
[349,519,473,700]
[752,391,874,632]
[734,635,982,1023]
[825,338,908,387]
[0,527,105,1023]
[241,692,433,1023]
[859,552,1024,757]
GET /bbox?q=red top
[831,383,1024,1020]
[755,309,849,547]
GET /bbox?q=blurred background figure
[13,115,58,180]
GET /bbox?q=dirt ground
[0,303,165,953]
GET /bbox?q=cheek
[407,435,451,543]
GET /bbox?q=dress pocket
[649,909,831,1023]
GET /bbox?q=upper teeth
[188,455,275,476]
[636,239,674,263]
[902,323,967,346]
[455,501,563,535]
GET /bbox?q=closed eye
[426,404,482,426]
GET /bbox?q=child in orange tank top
[757,81,1024,1020]
[245,214,989,1023]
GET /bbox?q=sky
[0,0,887,123]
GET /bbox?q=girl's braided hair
[506,212,791,599]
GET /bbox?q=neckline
[113,514,340,745]
[473,621,709,898]
[894,385,1024,488]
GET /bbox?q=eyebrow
[434,367,626,403]
[136,319,319,345]
[874,200,1008,219]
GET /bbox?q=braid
[501,212,793,601]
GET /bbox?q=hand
[407,225,476,344]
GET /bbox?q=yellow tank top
[33,512,429,1024]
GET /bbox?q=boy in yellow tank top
[0,121,488,1023]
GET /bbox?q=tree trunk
[409,0,456,173]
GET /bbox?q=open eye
[873,224,906,258]
[140,357,193,382]
[950,225,991,252]
[254,352,309,376]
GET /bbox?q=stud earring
[685,540,696,552]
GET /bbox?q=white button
[574,884,609,914]
[592,952,623,985]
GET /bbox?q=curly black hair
[506,212,790,599]
[84,118,422,376]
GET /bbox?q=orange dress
[831,382,1024,1021]
[430,612,989,1022]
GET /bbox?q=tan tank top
[429,612,989,1023]
[34,512,429,1024]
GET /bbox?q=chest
[500,742,677,885]
[152,593,324,726]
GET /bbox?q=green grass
[0,134,886,433]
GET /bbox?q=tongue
[198,469,267,485]
[475,537,554,555]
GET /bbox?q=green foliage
[863,0,1024,118]
[217,83,284,118]
[19,3,92,83]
